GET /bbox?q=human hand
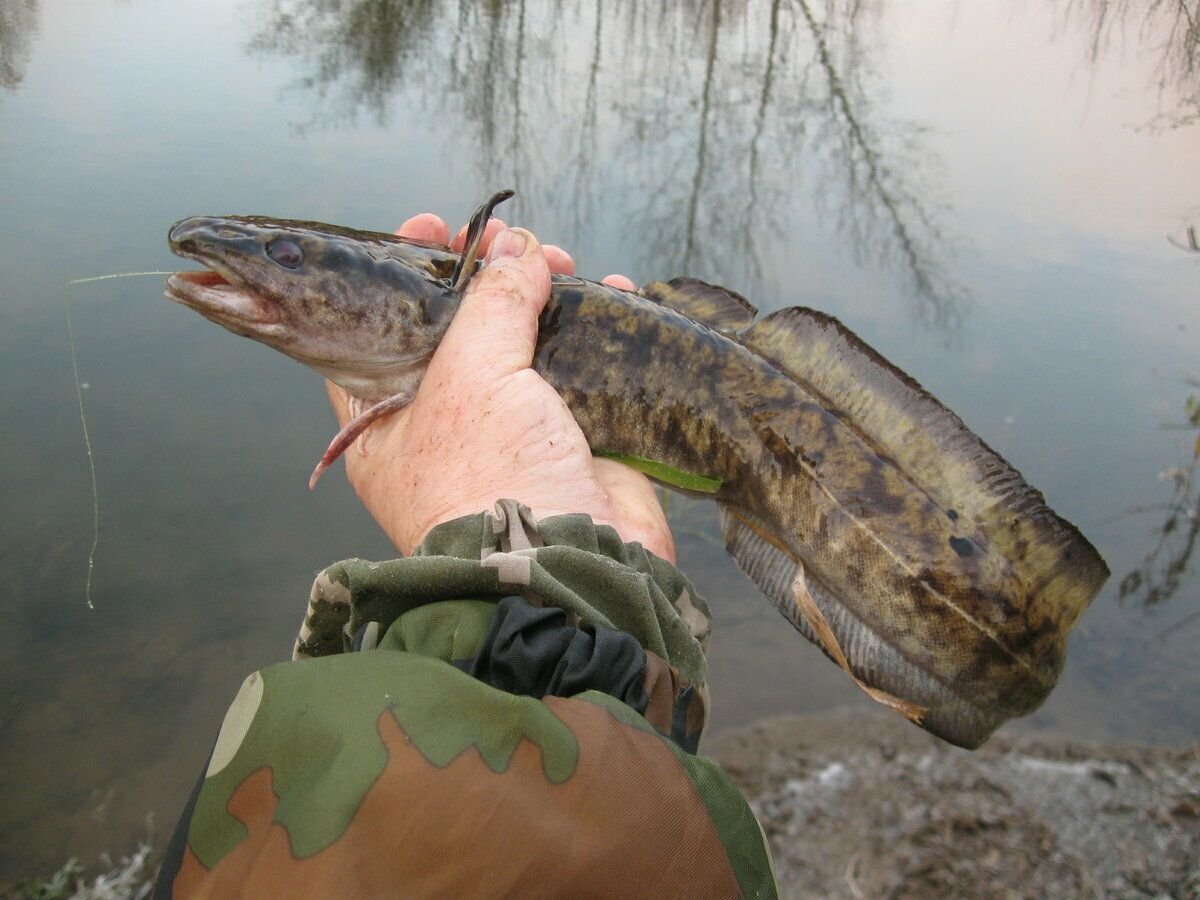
[324,212,676,562]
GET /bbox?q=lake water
[1,0,1197,883]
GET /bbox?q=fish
[165,190,1109,749]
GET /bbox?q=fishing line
[65,271,175,609]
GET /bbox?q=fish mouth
[165,269,282,329]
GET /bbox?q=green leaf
[593,450,723,493]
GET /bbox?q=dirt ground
[707,709,1200,898]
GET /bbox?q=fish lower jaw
[165,272,282,328]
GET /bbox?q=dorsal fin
[741,307,1108,630]
[452,189,515,293]
[640,277,757,334]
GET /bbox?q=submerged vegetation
[1119,381,1200,608]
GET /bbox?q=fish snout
[168,217,266,266]
[168,216,221,251]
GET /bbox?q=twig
[1145,607,1200,644]
[844,852,866,900]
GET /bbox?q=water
[1,0,1197,882]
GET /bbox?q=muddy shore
[708,709,1200,898]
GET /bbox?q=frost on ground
[708,708,1200,898]
[3,842,154,900]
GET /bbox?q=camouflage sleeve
[155,500,778,899]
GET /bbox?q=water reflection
[1168,222,1199,253]
[247,0,442,124]
[0,0,38,91]
[1119,381,1200,607]
[1054,0,1200,130]
[788,0,963,326]
[2,0,1198,883]
[247,0,965,326]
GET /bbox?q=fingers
[400,211,584,279]
[602,274,637,291]
[452,217,575,275]
[542,245,575,276]
[451,217,507,253]
[425,227,551,385]
[396,213,450,245]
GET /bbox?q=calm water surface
[1,0,1197,881]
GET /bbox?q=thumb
[424,227,551,385]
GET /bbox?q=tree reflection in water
[249,0,1200,613]
[1120,382,1200,610]
[248,0,965,327]
[247,0,443,124]
[0,0,39,91]
[1049,0,1199,611]
[1053,0,1199,130]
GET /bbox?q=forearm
[155,501,777,899]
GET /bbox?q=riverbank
[708,708,1200,898]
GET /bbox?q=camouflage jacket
[154,500,777,898]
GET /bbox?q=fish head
[165,215,461,398]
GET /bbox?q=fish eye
[267,239,304,269]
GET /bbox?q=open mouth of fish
[165,270,282,330]
[165,266,422,380]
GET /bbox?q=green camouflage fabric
[295,499,714,747]
[158,501,778,898]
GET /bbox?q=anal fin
[718,505,926,724]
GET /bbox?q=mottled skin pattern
[166,215,1107,748]
[540,284,1060,726]
[167,217,462,402]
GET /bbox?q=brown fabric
[172,698,742,898]
[642,650,681,735]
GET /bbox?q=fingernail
[487,228,527,263]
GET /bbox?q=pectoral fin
[718,505,927,723]
[309,391,413,489]
[452,189,516,293]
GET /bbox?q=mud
[708,709,1200,898]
